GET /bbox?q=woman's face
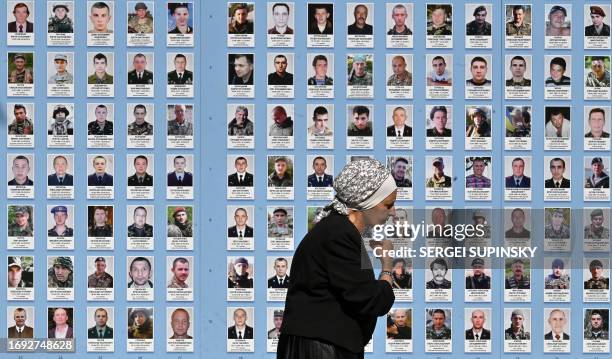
[134,312,146,326]
[363,191,397,227]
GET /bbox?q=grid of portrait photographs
[4,1,612,357]
[5,1,196,354]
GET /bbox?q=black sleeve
[323,230,395,317]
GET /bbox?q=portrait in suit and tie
[48,155,73,186]
[7,307,34,338]
[267,257,291,288]
[227,308,253,339]
[386,106,412,137]
[307,156,333,187]
[544,309,570,341]
[48,307,73,339]
[227,156,254,187]
[127,155,153,186]
[8,2,34,33]
[167,155,193,186]
[87,155,113,186]
[127,53,153,84]
[167,53,193,85]
[544,157,570,188]
[465,309,491,340]
[228,207,253,238]
[505,157,531,188]
[87,308,113,339]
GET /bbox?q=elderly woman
[128,308,153,339]
[278,159,397,358]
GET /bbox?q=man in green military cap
[505,309,530,339]
[128,2,153,34]
[584,208,609,239]
[584,259,609,289]
[426,309,451,339]
[47,257,73,288]
[48,4,73,33]
[427,5,452,35]
[8,206,33,237]
[48,54,73,85]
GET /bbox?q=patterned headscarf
[315,159,397,222]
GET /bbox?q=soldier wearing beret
[466,258,491,289]
[427,6,452,35]
[426,258,451,289]
[268,310,283,339]
[228,257,253,288]
[87,257,113,288]
[128,2,153,34]
[48,53,73,85]
[586,6,610,37]
[545,258,570,289]
[48,4,73,33]
[584,260,610,289]
[167,207,193,237]
[426,309,451,339]
[466,5,491,36]
[584,208,610,239]
[505,309,530,339]
[8,206,33,237]
[505,259,530,289]
[47,257,73,288]
[48,206,73,237]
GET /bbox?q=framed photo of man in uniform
[166,53,194,98]
[46,205,74,250]
[505,54,532,100]
[267,155,294,200]
[166,154,194,200]
[7,205,34,250]
[87,256,114,301]
[87,52,114,97]
[7,103,34,148]
[465,105,492,150]
[227,307,254,352]
[127,52,154,98]
[126,155,154,200]
[425,308,452,352]
[543,156,571,202]
[465,4,492,48]
[267,2,294,48]
[543,257,571,302]
[582,207,611,252]
[306,104,334,149]
[46,256,74,301]
[386,3,413,48]
[583,308,610,353]
[267,206,294,250]
[227,53,255,98]
[87,1,114,46]
[386,54,413,99]
[86,307,114,352]
[543,208,571,252]
[47,52,74,97]
[166,256,193,301]
[86,154,114,200]
[47,2,74,46]
[584,5,611,49]
[306,53,334,99]
[167,206,194,251]
[87,205,113,250]
[227,205,254,251]
[127,1,154,47]
[127,103,154,148]
[266,256,292,302]
[346,105,374,149]
[227,257,255,301]
[504,258,531,302]
[47,103,74,148]
[126,205,154,251]
[267,104,294,149]
[126,307,154,352]
[426,4,453,49]
[267,53,294,98]
[167,2,194,47]
[166,103,194,149]
[505,4,531,48]
[7,1,34,46]
[583,258,610,303]
[7,52,34,97]
[504,156,532,201]
[306,155,334,201]
[503,308,531,352]
[227,154,255,200]
[7,256,34,301]
[584,106,611,151]
[584,156,611,201]
[346,54,374,98]
[464,308,492,353]
[387,156,412,201]
[227,104,254,149]
[584,55,612,100]
[87,103,114,148]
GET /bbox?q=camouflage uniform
[87,272,113,288]
[427,23,452,35]
[584,225,610,239]
[8,223,33,237]
[544,224,570,239]
[386,71,412,86]
[348,72,373,86]
[127,121,153,136]
[584,277,610,289]
[544,274,570,289]
[268,223,293,238]
[89,224,113,237]
[47,267,73,288]
[167,221,193,237]
[8,118,34,135]
[466,21,491,36]
[426,325,451,339]
[48,15,73,33]
[586,70,611,87]
[506,22,531,36]
[505,326,530,339]
[49,71,74,85]
[128,17,153,34]
[167,276,188,289]
[128,223,153,237]
[585,328,609,340]
[48,226,73,237]
[505,275,530,289]
[167,120,193,136]
[466,274,491,289]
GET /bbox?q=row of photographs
[8,51,612,101]
[6,252,611,303]
[5,306,194,352]
[4,305,609,353]
[5,154,612,201]
[8,103,612,151]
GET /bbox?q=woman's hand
[369,239,394,271]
